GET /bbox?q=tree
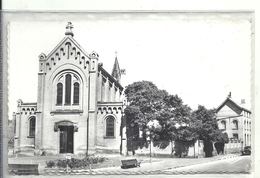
[124,81,168,136]
[7,120,15,149]
[214,132,229,155]
[192,105,221,157]
[124,81,198,157]
[124,81,164,153]
[151,94,199,157]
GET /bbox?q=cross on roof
[115,51,118,57]
[66,22,73,30]
[65,22,74,37]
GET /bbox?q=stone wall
[133,140,204,158]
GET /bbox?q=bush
[86,156,106,164]
[46,155,107,169]
[98,156,105,163]
[45,160,56,168]
[89,156,98,164]
[68,158,87,169]
[57,159,67,168]
[203,140,213,157]
[173,141,193,158]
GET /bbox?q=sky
[8,14,252,120]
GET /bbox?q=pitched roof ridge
[228,97,251,112]
[98,65,123,90]
[45,36,90,60]
[216,97,251,113]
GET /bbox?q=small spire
[112,51,121,84]
[65,22,74,37]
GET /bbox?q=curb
[36,154,241,175]
[89,159,164,172]
[120,154,239,172]
[160,154,240,171]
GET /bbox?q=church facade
[12,22,126,156]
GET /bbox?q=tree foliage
[124,81,167,135]
[124,81,228,157]
[192,105,218,141]
[124,81,198,147]
[154,94,197,142]
[192,105,228,157]
[7,121,15,148]
[214,132,229,155]
[124,81,167,125]
[215,131,229,143]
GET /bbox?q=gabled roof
[40,22,124,91]
[98,64,123,91]
[44,36,90,61]
[215,97,251,114]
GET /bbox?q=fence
[224,139,243,154]
[127,139,242,158]
[128,140,200,158]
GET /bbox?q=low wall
[133,140,203,158]
[224,139,243,154]
[132,139,242,158]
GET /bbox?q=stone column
[88,51,99,154]
[110,82,115,102]
[105,80,109,102]
[97,72,102,101]
[35,54,47,154]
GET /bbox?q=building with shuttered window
[215,93,251,147]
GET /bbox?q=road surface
[162,155,251,174]
[7,155,251,177]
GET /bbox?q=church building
[12,22,126,156]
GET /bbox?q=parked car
[241,146,251,155]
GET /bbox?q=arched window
[220,120,226,130]
[54,71,82,107]
[57,83,63,105]
[232,120,238,130]
[73,82,79,104]
[106,116,115,137]
[29,117,36,137]
[65,74,71,104]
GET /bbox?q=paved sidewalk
[91,154,240,174]
[8,153,240,175]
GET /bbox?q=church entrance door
[59,126,74,153]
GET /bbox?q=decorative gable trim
[39,36,91,73]
[46,36,89,60]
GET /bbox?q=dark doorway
[59,126,74,153]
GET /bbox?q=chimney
[228,92,231,98]
[241,99,245,104]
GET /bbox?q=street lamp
[131,123,135,156]
[146,130,151,163]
